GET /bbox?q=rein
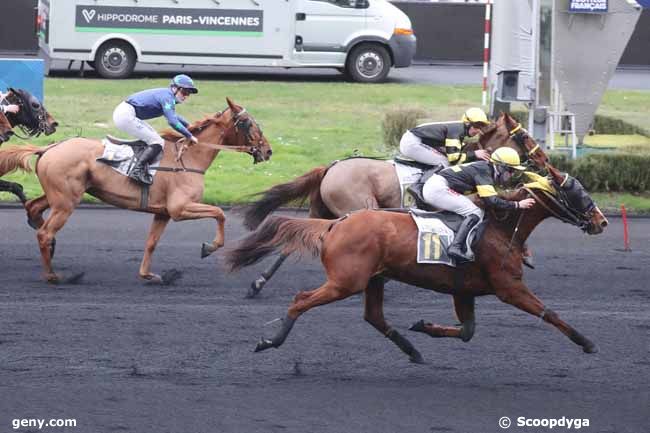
[523,186,582,226]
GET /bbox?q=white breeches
[112,102,164,147]
[399,130,450,167]
[422,174,484,218]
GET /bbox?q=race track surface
[1,208,648,433]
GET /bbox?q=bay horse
[227,166,608,363]
[0,98,271,284]
[0,88,58,203]
[242,112,549,296]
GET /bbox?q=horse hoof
[246,278,266,298]
[142,273,163,284]
[409,320,426,333]
[200,243,213,259]
[161,269,183,285]
[27,217,39,230]
[46,273,60,284]
[409,351,425,364]
[254,338,275,352]
[583,342,599,354]
[63,272,85,285]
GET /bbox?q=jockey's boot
[448,214,480,262]
[127,144,162,185]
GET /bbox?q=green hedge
[550,153,650,192]
[510,111,649,136]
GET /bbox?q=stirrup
[448,245,471,262]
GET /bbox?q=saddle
[406,167,443,211]
[394,155,443,172]
[105,135,148,148]
[406,208,488,265]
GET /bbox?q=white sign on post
[569,0,608,13]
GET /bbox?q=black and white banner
[75,5,263,33]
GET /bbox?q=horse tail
[241,165,332,230]
[0,144,41,176]
[227,216,334,271]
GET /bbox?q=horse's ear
[226,97,240,114]
[547,164,565,185]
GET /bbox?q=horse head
[3,88,58,137]
[520,167,608,235]
[480,112,548,170]
[219,97,272,164]
[0,112,14,144]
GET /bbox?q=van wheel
[346,43,391,83]
[95,41,136,79]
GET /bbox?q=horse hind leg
[248,203,335,298]
[37,206,74,283]
[25,195,50,230]
[138,214,176,284]
[254,280,358,353]
[247,253,288,298]
[409,295,476,342]
[364,276,424,363]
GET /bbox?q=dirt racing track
[1,207,648,433]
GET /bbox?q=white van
[38,0,416,83]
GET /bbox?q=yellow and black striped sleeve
[445,139,476,165]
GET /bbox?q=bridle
[521,178,595,231]
[506,123,546,169]
[170,107,267,170]
[0,90,51,138]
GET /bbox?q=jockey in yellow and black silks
[399,107,491,168]
[422,147,536,262]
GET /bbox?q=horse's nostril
[600,220,608,228]
[267,149,272,156]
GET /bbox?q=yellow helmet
[490,147,526,170]
[461,107,489,126]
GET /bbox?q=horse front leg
[497,283,598,354]
[171,202,225,258]
[138,214,173,284]
[0,179,27,203]
[409,296,476,342]
[364,276,424,363]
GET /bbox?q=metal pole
[482,0,492,107]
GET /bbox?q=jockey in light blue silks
[112,74,199,184]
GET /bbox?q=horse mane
[159,113,223,141]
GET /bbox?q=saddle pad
[98,140,162,178]
[411,211,481,266]
[391,160,424,208]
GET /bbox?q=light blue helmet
[170,74,198,94]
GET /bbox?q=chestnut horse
[0,88,58,202]
[241,112,549,296]
[227,166,608,363]
[0,98,271,283]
